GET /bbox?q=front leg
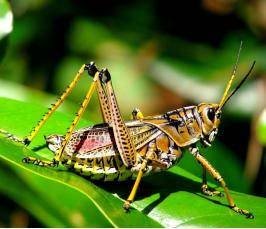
[189,147,254,219]
[201,166,223,197]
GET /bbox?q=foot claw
[202,185,223,197]
[231,205,254,219]
[22,157,29,163]
[52,158,59,167]
[23,138,30,146]
[218,192,224,197]
[246,212,254,219]
[123,200,131,213]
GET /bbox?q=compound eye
[207,108,215,122]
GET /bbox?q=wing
[65,125,115,158]
[64,121,161,158]
[126,120,162,149]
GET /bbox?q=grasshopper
[0,43,255,218]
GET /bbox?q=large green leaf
[0,97,266,227]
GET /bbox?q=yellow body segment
[143,106,202,147]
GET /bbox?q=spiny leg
[54,63,137,165]
[100,68,137,167]
[53,67,99,162]
[201,165,224,197]
[123,141,156,211]
[123,158,148,212]
[0,129,54,167]
[0,129,25,144]
[22,157,58,167]
[189,147,254,219]
[24,64,87,146]
[24,63,99,165]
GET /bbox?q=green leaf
[0,97,266,227]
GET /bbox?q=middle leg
[123,141,157,211]
[201,165,223,197]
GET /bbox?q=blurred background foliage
[0,0,265,227]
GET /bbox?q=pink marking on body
[73,136,112,152]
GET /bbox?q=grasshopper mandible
[1,43,255,218]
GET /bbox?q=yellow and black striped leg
[22,157,58,167]
[53,66,100,163]
[100,68,137,167]
[201,166,224,197]
[123,158,148,212]
[19,62,98,167]
[23,63,100,166]
[0,129,25,144]
[123,142,157,211]
[23,64,88,146]
[0,129,56,167]
[189,147,254,219]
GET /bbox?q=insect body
[1,44,255,218]
[45,104,216,181]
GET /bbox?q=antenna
[218,41,243,108]
[220,61,256,109]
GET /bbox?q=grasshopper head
[197,50,255,146]
[45,134,65,153]
[197,103,221,146]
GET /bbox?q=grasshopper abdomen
[46,120,184,181]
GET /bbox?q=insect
[0,43,255,218]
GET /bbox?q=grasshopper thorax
[45,134,65,153]
[197,103,221,146]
